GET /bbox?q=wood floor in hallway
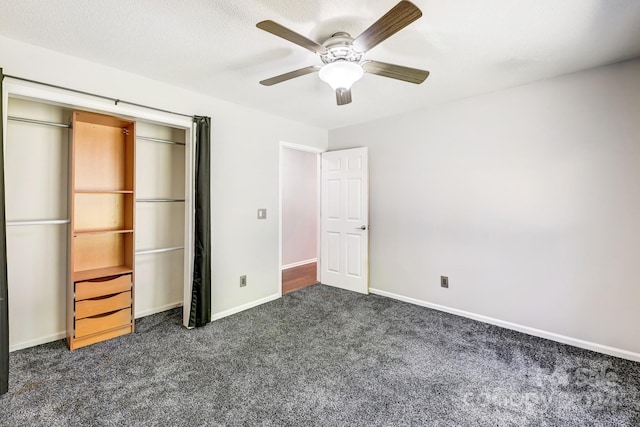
[282,262,318,295]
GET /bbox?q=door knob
[356,225,367,230]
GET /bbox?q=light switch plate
[257,209,267,219]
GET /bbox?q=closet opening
[2,84,194,351]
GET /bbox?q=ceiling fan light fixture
[256,1,428,105]
[319,61,364,90]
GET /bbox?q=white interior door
[320,147,369,294]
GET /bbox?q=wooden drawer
[70,325,132,351]
[75,308,131,338]
[76,274,131,300]
[76,291,131,320]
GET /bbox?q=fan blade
[260,66,321,86]
[362,60,429,84]
[257,20,328,55]
[336,88,352,106]
[352,1,422,53]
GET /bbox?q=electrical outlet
[441,276,449,288]
[240,275,247,287]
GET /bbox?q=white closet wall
[5,98,71,349]
[5,98,187,350]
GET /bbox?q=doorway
[279,143,323,295]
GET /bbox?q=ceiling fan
[257,0,430,106]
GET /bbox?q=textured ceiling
[1,0,639,129]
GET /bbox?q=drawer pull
[87,309,122,319]
[85,275,127,283]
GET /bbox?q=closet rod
[137,135,185,146]
[136,246,184,256]
[6,219,70,227]
[3,74,195,120]
[8,116,71,129]
[136,198,185,203]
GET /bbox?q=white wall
[329,58,640,357]
[0,35,328,347]
[281,148,318,267]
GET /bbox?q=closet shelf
[74,190,134,194]
[73,265,134,282]
[136,198,185,203]
[73,229,134,236]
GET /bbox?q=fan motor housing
[321,32,363,64]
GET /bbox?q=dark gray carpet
[1,284,639,426]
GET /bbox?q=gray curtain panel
[0,68,9,395]
[189,116,211,328]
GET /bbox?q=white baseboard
[10,331,67,352]
[10,302,184,352]
[11,297,281,351]
[370,288,640,363]
[211,293,281,321]
[135,302,183,319]
[281,258,317,270]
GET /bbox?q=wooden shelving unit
[67,110,136,351]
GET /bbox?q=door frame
[278,141,325,296]
[1,78,196,333]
